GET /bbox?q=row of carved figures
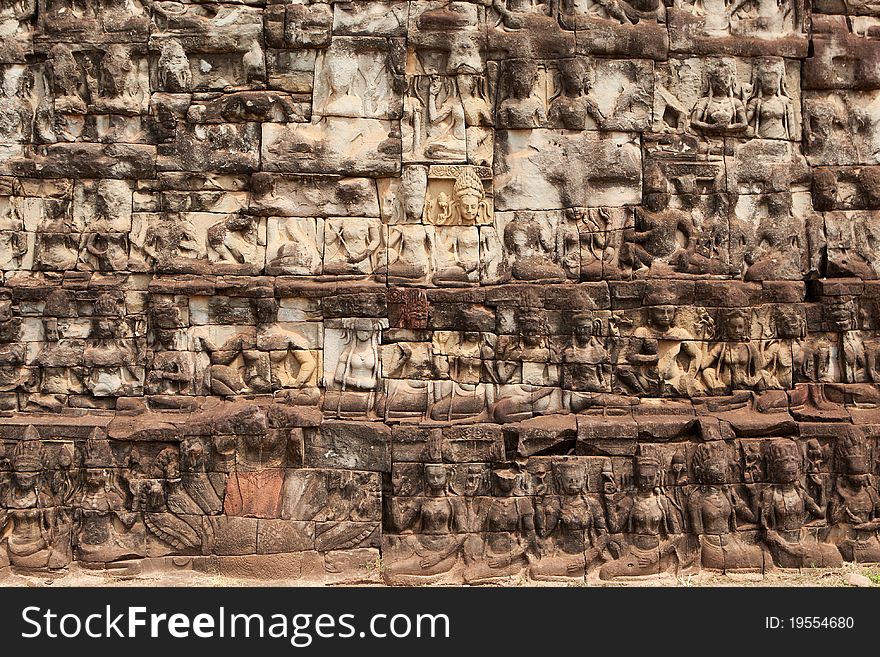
[384,432,878,583]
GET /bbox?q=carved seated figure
[619,166,723,277]
[0,427,70,570]
[465,468,536,583]
[531,460,610,581]
[384,464,466,585]
[616,297,701,397]
[599,448,685,579]
[759,439,842,568]
[828,428,880,563]
[560,310,611,408]
[429,326,492,422]
[688,442,765,571]
[489,307,559,423]
[701,308,764,394]
[501,212,567,282]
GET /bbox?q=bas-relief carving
[0,0,879,583]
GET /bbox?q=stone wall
[1,0,880,584]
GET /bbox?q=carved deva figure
[600,446,685,580]
[758,439,842,568]
[689,58,748,136]
[688,441,766,571]
[746,58,796,140]
[700,307,765,394]
[828,427,880,563]
[384,463,466,585]
[464,467,537,584]
[429,167,492,226]
[616,289,702,397]
[72,429,144,565]
[0,427,70,570]
[531,459,611,581]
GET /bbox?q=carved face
[424,464,447,491]
[558,465,585,494]
[456,192,480,223]
[775,310,801,339]
[463,468,483,495]
[635,462,659,490]
[773,455,800,484]
[326,56,359,92]
[725,314,747,341]
[649,305,675,331]
[758,68,782,96]
[13,470,36,489]
[702,458,728,485]
[85,467,106,488]
[509,60,538,99]
[824,297,856,331]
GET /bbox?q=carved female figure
[688,442,765,571]
[84,293,142,397]
[599,448,684,579]
[323,217,382,276]
[548,59,604,131]
[320,51,364,117]
[828,428,880,563]
[746,59,795,140]
[689,58,747,135]
[501,212,567,282]
[384,464,466,585]
[465,468,536,583]
[618,300,702,397]
[759,439,842,568]
[333,319,382,393]
[701,308,764,394]
[531,460,610,580]
[497,59,546,129]
[0,427,70,569]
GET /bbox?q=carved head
[823,295,857,332]
[721,308,750,341]
[752,58,786,98]
[836,426,870,485]
[423,463,449,493]
[492,467,519,496]
[505,58,538,100]
[635,450,661,491]
[82,427,114,488]
[765,439,802,484]
[324,49,360,92]
[462,464,485,496]
[773,306,804,339]
[452,168,486,224]
[648,305,676,331]
[705,58,737,96]
[12,426,45,488]
[694,442,730,485]
[558,58,589,97]
[553,459,586,495]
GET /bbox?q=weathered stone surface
[1,0,879,587]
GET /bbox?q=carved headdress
[13,426,46,472]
